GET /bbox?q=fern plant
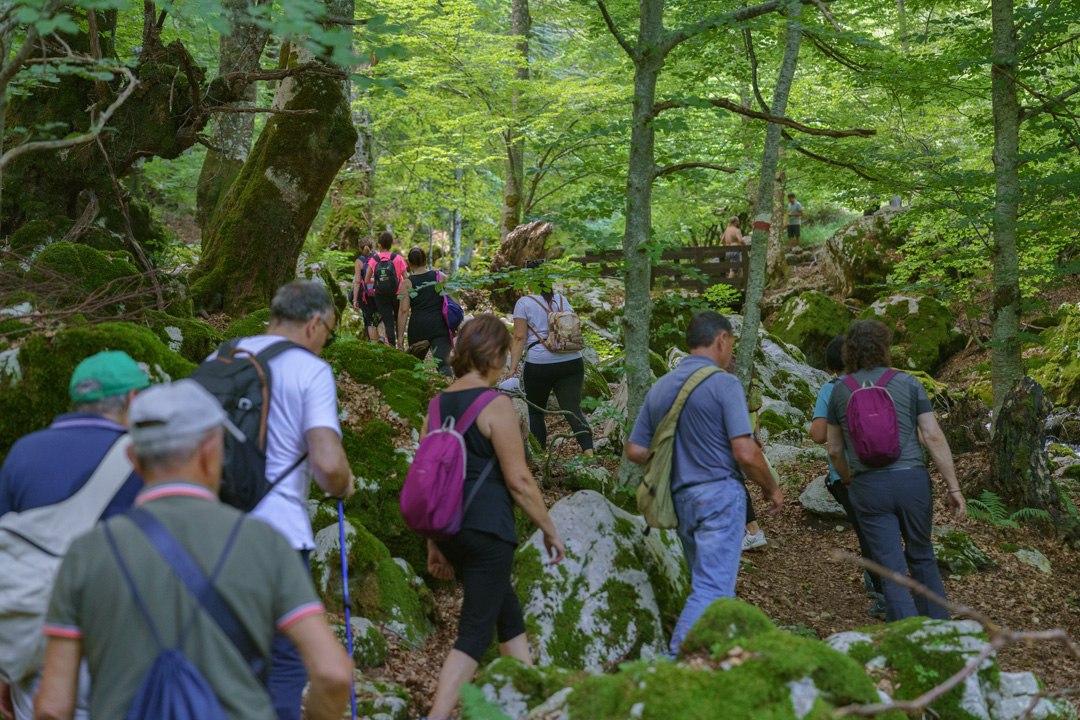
[967,490,1052,528]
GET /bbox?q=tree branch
[1021,83,1080,121]
[654,162,737,179]
[205,105,318,115]
[595,0,638,59]
[660,0,831,54]
[653,96,876,137]
[810,0,841,33]
[781,130,879,180]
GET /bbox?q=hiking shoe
[867,595,887,620]
[742,530,767,552]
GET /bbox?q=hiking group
[0,272,966,720]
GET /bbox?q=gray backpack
[0,435,133,683]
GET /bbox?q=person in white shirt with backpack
[507,259,594,457]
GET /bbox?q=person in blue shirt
[626,311,783,654]
[810,335,885,620]
[0,350,148,720]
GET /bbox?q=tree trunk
[190,27,358,314]
[321,88,375,252]
[989,0,1024,424]
[195,0,269,237]
[618,0,665,486]
[499,0,530,241]
[897,0,908,51]
[766,168,789,285]
[734,4,802,387]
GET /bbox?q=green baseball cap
[69,351,151,403]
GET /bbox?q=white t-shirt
[208,334,342,550]
[514,293,581,365]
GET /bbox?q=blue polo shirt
[0,413,142,519]
[813,379,843,484]
[629,355,752,491]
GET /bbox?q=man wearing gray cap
[33,380,352,720]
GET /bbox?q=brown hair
[450,314,511,377]
[842,319,892,373]
[524,258,553,305]
[378,231,394,250]
[408,246,427,268]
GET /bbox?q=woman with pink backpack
[825,319,966,622]
[411,315,565,720]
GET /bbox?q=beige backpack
[527,295,585,353]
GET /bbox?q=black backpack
[189,338,309,511]
[372,253,400,297]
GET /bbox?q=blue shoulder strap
[127,509,268,685]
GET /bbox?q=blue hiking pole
[338,501,357,720]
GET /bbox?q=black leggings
[522,358,594,452]
[436,530,526,662]
[826,479,884,596]
[409,327,453,377]
[373,294,400,346]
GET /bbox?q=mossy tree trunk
[191,22,359,314]
[734,4,801,388]
[321,91,376,252]
[499,0,530,242]
[195,0,270,236]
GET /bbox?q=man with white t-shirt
[207,280,354,720]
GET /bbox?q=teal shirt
[813,379,844,484]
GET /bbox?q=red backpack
[400,390,500,540]
[841,369,902,468]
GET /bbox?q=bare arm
[306,427,354,499]
[731,435,782,515]
[351,259,363,310]
[826,424,851,485]
[625,441,649,465]
[509,318,528,377]
[396,277,412,349]
[281,615,352,720]
[809,417,827,445]
[33,637,81,720]
[917,412,966,519]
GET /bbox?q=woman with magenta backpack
[416,314,565,720]
[507,259,594,457]
[826,319,966,622]
[396,246,455,376]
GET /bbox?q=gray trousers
[848,467,949,622]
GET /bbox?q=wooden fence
[569,245,750,293]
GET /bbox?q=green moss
[28,242,145,315]
[595,576,656,660]
[473,658,574,715]
[582,362,610,400]
[758,409,800,436]
[680,598,777,657]
[514,543,555,604]
[933,531,994,576]
[372,368,442,426]
[223,308,272,339]
[858,295,963,374]
[323,338,417,384]
[6,216,74,253]
[0,318,33,342]
[144,312,224,363]
[1048,444,1078,459]
[649,350,668,379]
[1032,313,1080,407]
[593,309,616,328]
[768,292,852,369]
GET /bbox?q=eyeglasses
[320,317,338,348]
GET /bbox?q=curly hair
[842,319,892,373]
[450,314,511,377]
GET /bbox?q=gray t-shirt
[514,293,581,365]
[826,367,933,476]
[787,201,803,226]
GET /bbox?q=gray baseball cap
[129,379,246,453]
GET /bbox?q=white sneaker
[742,530,767,551]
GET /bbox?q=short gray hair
[686,311,733,350]
[270,280,335,325]
[72,386,132,416]
[133,429,218,476]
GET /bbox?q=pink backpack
[841,369,902,468]
[400,390,500,541]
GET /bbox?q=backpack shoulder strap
[660,366,721,428]
[427,395,443,431]
[216,337,242,358]
[455,390,500,434]
[527,295,554,314]
[128,509,267,684]
[875,369,900,388]
[254,339,309,363]
[841,375,861,393]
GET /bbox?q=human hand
[763,486,783,516]
[543,533,566,565]
[352,303,360,313]
[947,490,966,521]
[339,473,356,501]
[427,541,454,580]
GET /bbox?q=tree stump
[487,220,554,312]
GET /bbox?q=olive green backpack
[637,365,721,528]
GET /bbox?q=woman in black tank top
[423,314,566,720]
[396,246,453,376]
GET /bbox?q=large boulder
[820,210,907,302]
[768,291,853,369]
[1031,310,1080,408]
[857,294,965,374]
[513,490,689,670]
[474,658,575,720]
[798,476,846,519]
[827,618,1076,720]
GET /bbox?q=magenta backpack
[841,369,902,468]
[400,390,500,541]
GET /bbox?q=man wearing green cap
[0,350,150,720]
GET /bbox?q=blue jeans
[669,481,746,653]
[269,549,312,720]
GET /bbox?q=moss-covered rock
[679,598,778,657]
[933,531,994,576]
[1031,311,1080,408]
[353,680,410,720]
[858,294,965,374]
[582,361,610,400]
[311,518,435,647]
[513,491,689,670]
[222,308,271,339]
[324,339,417,385]
[6,216,74,255]
[144,313,224,363]
[333,617,389,668]
[821,211,907,302]
[768,292,852,369]
[474,658,575,720]
[648,295,709,356]
[0,323,194,463]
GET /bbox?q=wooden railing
[569,246,749,293]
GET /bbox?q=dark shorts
[787,224,800,239]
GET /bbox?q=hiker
[626,311,783,653]
[365,231,408,347]
[204,280,355,720]
[786,192,803,249]
[721,217,746,279]
[422,315,566,720]
[507,259,594,457]
[826,319,966,623]
[396,246,453,376]
[32,380,353,720]
[810,335,886,620]
[352,237,380,342]
[0,352,149,720]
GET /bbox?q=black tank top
[408,270,450,340]
[437,388,517,545]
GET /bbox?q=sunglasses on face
[320,317,338,348]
